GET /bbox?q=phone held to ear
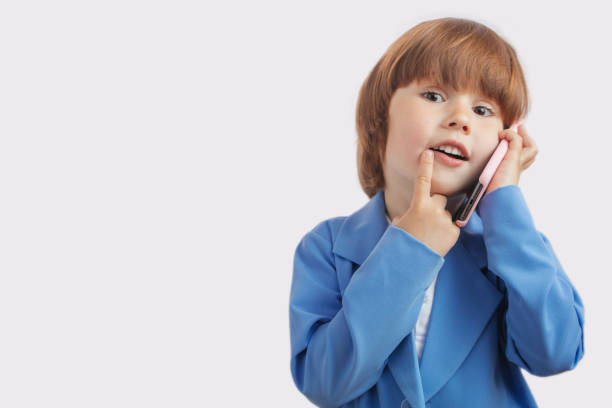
[452,122,521,227]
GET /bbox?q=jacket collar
[332,190,390,266]
[332,190,489,269]
[332,190,502,404]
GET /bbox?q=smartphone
[452,122,521,227]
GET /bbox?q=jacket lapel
[332,191,426,408]
[387,328,426,408]
[331,191,503,405]
[418,234,503,401]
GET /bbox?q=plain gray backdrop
[0,0,608,406]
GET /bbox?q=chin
[430,179,469,197]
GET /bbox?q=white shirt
[386,214,439,361]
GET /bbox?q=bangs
[386,18,528,128]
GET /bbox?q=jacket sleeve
[289,220,444,407]
[478,185,585,376]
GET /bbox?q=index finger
[413,149,433,203]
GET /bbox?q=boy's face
[383,78,505,199]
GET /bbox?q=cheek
[472,142,499,171]
[384,132,424,177]
[386,102,431,159]
[389,125,429,157]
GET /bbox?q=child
[288,17,584,408]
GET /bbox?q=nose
[448,119,469,133]
[445,103,470,133]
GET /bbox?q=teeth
[434,145,465,159]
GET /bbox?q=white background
[0,0,608,406]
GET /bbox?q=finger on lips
[414,150,433,201]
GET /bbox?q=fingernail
[426,150,433,157]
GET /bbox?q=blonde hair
[356,17,529,198]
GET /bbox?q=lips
[430,149,466,167]
[430,139,470,160]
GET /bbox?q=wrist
[479,185,534,230]
[486,181,518,196]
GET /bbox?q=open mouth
[429,147,467,161]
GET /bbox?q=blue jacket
[289,186,584,408]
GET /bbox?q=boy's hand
[391,149,460,257]
[486,123,538,195]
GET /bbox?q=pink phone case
[453,122,522,227]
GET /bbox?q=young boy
[289,17,584,408]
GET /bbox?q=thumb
[413,149,434,203]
